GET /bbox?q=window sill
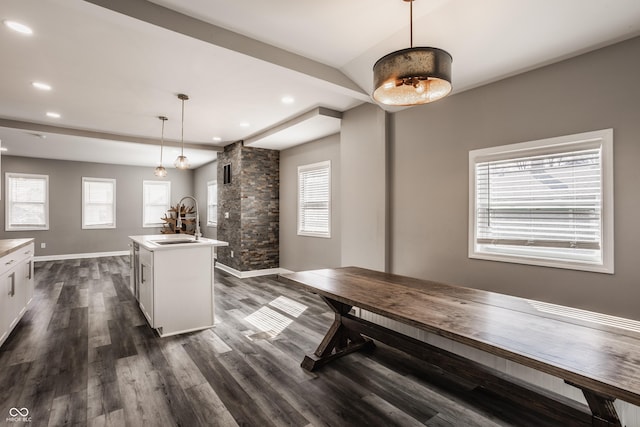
[469,250,613,274]
[298,232,331,239]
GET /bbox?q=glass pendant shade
[154,165,167,177]
[174,155,190,169]
[155,115,168,177]
[174,93,190,170]
[373,47,452,106]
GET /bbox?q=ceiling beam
[83,0,371,102]
[0,118,222,151]
[244,107,342,146]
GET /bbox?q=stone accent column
[217,141,279,272]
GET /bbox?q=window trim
[207,180,217,227]
[82,177,116,230]
[5,172,49,231]
[142,180,171,228]
[297,160,331,238]
[468,129,614,274]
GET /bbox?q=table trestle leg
[300,297,375,371]
[566,381,622,427]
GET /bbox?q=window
[5,173,49,231]
[82,177,116,229]
[207,181,217,226]
[298,161,331,238]
[469,129,613,273]
[143,181,171,227]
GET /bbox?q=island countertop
[0,238,35,258]
[129,234,228,251]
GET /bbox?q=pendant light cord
[180,98,185,157]
[174,94,189,169]
[160,118,165,165]
[409,0,413,48]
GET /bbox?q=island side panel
[153,245,214,336]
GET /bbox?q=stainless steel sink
[152,239,203,245]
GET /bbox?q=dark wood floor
[0,257,583,426]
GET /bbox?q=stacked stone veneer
[217,141,280,272]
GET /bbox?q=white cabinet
[0,241,34,347]
[0,268,12,344]
[128,242,136,296]
[24,256,34,308]
[138,246,154,326]
[5,267,21,331]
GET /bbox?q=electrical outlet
[40,243,46,249]
[230,250,234,258]
[224,212,229,219]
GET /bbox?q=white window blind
[143,181,171,227]
[298,161,331,238]
[207,181,217,226]
[5,173,49,231]
[83,177,116,229]
[477,147,602,249]
[469,129,613,273]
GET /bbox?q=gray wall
[0,156,193,256]
[389,36,640,319]
[194,159,217,239]
[280,134,341,271]
[341,103,388,271]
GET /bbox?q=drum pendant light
[373,0,452,106]
[154,116,168,177]
[174,93,190,169]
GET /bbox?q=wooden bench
[279,267,640,427]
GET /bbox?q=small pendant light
[154,116,168,177]
[373,0,452,106]
[174,93,190,169]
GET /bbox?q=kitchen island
[0,238,34,347]
[128,234,228,337]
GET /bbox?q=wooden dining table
[278,267,640,427]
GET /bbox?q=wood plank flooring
[0,257,587,426]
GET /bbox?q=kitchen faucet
[176,195,202,240]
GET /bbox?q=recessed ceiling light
[4,20,33,35]
[240,122,250,127]
[32,81,52,91]
[281,96,295,104]
[46,112,61,118]
[212,137,222,142]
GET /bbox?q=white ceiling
[1,0,639,168]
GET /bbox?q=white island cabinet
[0,238,34,347]
[128,234,228,337]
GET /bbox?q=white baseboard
[215,262,293,278]
[35,250,130,262]
[33,254,294,279]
